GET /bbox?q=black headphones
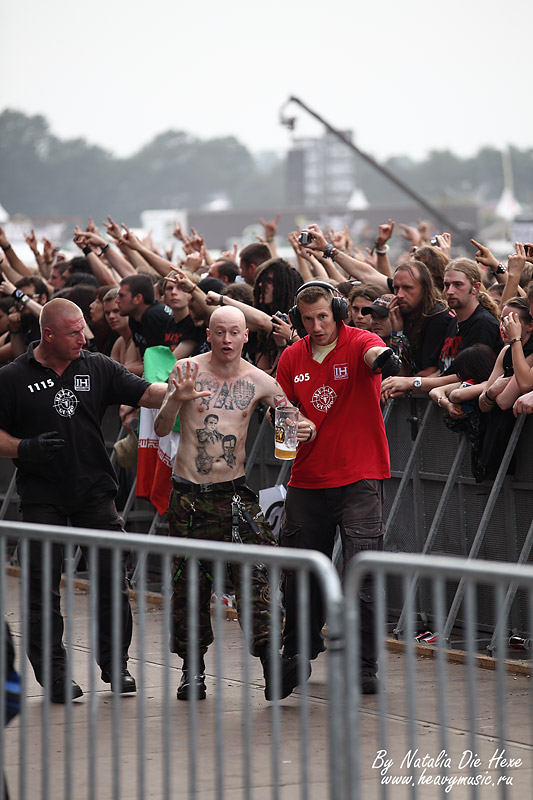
[289,281,349,330]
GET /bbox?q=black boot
[177,657,206,701]
[261,650,311,701]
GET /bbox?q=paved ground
[3,573,533,799]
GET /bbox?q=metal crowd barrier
[383,397,533,641]
[345,552,533,800]
[0,519,344,800]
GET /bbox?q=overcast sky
[2,0,532,164]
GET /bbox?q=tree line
[1,109,532,224]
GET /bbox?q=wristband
[375,243,389,254]
[12,288,25,301]
[219,295,225,306]
[483,390,496,404]
[2,244,11,252]
[100,243,110,254]
[82,246,92,256]
[492,263,507,275]
[323,244,339,261]
[509,337,521,346]
[306,428,313,442]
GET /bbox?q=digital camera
[298,231,312,246]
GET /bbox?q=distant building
[286,129,361,207]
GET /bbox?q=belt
[172,475,247,493]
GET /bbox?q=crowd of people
[1,210,533,703]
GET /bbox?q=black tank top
[502,336,533,376]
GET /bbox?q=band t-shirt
[162,314,202,350]
[409,303,455,373]
[128,302,173,355]
[277,323,390,489]
[438,304,502,374]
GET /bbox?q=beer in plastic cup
[274,407,298,460]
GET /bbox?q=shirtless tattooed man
[154,306,315,701]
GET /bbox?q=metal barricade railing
[344,552,533,800]
[0,519,344,800]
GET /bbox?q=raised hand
[471,238,499,270]
[173,222,186,242]
[376,219,395,246]
[0,278,16,296]
[25,229,39,254]
[305,224,328,251]
[119,224,142,251]
[221,244,238,262]
[72,225,86,251]
[398,224,421,247]
[188,227,205,253]
[205,291,221,306]
[434,232,452,257]
[102,216,122,241]
[74,230,107,249]
[288,230,308,259]
[417,219,432,243]
[271,314,292,344]
[387,296,404,332]
[169,361,211,404]
[168,264,196,292]
[260,213,280,243]
[86,217,99,234]
[507,243,527,276]
[183,249,204,272]
[500,311,522,344]
[329,226,350,250]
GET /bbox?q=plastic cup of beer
[274,407,299,460]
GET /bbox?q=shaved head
[208,305,246,331]
[40,298,84,333]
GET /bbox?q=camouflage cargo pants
[168,483,278,660]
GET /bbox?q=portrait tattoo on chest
[194,413,238,475]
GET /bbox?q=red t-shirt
[276,323,390,489]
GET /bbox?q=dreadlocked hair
[394,260,446,351]
[253,258,303,314]
[445,258,501,320]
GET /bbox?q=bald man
[155,306,315,701]
[0,298,168,703]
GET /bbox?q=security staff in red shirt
[277,281,399,696]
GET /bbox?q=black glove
[17,431,66,463]
[371,348,401,379]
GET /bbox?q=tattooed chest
[194,372,256,411]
